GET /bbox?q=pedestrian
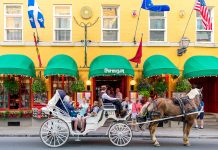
[194,95,205,129]
[131,99,142,131]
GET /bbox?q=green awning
[183,56,218,78]
[44,54,78,78]
[143,55,180,77]
[89,55,134,78]
[0,54,36,77]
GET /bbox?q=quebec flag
[28,0,45,28]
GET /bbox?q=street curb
[0,134,218,139]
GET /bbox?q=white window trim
[101,6,120,42]
[196,7,214,43]
[148,12,167,42]
[53,5,72,42]
[4,4,23,42]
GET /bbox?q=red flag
[129,37,142,64]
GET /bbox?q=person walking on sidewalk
[131,99,142,131]
[194,96,205,129]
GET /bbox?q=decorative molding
[1,41,218,48]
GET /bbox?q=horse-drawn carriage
[40,89,203,147]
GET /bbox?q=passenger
[101,85,123,116]
[90,101,100,117]
[79,98,89,132]
[121,97,132,116]
[63,95,80,133]
[115,88,123,102]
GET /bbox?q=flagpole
[181,0,197,38]
[133,0,143,44]
[135,33,143,68]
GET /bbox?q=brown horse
[139,88,202,147]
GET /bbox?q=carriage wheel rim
[109,123,132,147]
[40,118,69,148]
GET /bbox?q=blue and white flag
[28,0,45,28]
[141,0,170,12]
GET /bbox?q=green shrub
[71,80,85,92]
[175,78,192,92]
[32,77,47,94]
[3,77,19,95]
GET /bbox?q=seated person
[101,85,123,116]
[63,95,80,133]
[90,101,100,117]
[121,97,132,115]
[78,98,89,132]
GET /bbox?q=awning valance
[183,56,218,78]
[44,54,78,78]
[89,55,134,78]
[0,54,36,77]
[143,55,180,77]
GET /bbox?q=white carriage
[40,90,132,147]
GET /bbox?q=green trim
[0,54,36,77]
[44,54,78,78]
[183,56,218,78]
[89,55,134,78]
[143,55,180,78]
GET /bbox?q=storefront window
[0,78,8,109]
[0,77,32,110]
[20,78,31,109]
[52,76,74,96]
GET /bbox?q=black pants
[103,99,122,114]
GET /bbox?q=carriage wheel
[40,118,70,148]
[108,123,132,147]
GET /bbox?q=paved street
[0,137,217,150]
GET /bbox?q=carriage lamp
[177,37,190,56]
[130,79,136,91]
[86,80,91,91]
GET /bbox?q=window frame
[196,7,214,43]
[4,4,23,41]
[148,11,167,42]
[101,6,120,42]
[53,5,72,42]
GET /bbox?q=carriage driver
[63,95,80,133]
[101,85,123,116]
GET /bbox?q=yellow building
[0,0,218,121]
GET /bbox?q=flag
[129,37,143,64]
[194,0,212,30]
[141,0,170,12]
[28,0,45,28]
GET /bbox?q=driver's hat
[101,85,107,92]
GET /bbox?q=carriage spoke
[40,118,69,148]
[109,123,132,147]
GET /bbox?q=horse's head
[187,88,202,100]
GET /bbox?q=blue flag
[141,0,170,12]
[28,0,45,28]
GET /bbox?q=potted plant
[3,77,19,95]
[153,78,168,97]
[136,78,152,103]
[71,80,85,92]
[173,77,191,98]
[32,77,47,104]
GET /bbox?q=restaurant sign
[104,68,125,74]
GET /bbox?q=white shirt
[102,92,117,101]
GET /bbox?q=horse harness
[173,96,198,116]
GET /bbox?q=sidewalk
[0,125,218,139]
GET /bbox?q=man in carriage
[100,85,123,117]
